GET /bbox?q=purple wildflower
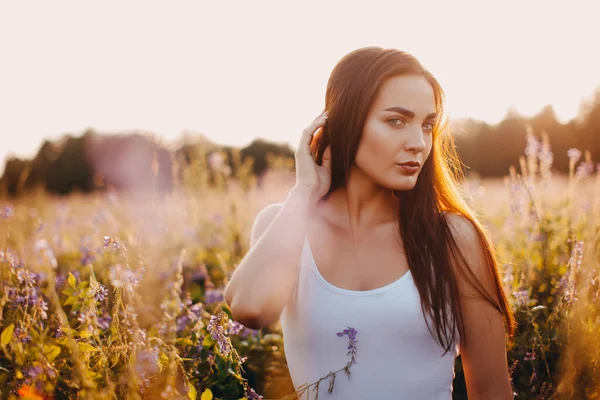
[108,264,139,292]
[524,350,536,361]
[103,235,120,249]
[17,269,40,286]
[0,205,13,219]
[245,387,263,400]
[237,327,259,340]
[576,161,595,179]
[77,309,97,332]
[189,302,204,316]
[336,327,358,367]
[513,289,529,307]
[97,313,112,330]
[38,298,48,320]
[135,347,160,384]
[54,327,65,338]
[14,326,31,343]
[227,320,245,336]
[94,284,108,302]
[80,250,95,266]
[24,365,43,381]
[567,148,582,163]
[35,239,57,269]
[207,314,232,357]
[525,134,540,157]
[564,285,578,305]
[204,289,224,305]
[55,274,66,289]
[176,315,190,333]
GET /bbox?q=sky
[1,0,599,174]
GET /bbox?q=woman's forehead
[373,75,436,115]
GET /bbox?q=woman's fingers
[310,127,324,158]
[298,111,328,156]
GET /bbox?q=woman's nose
[404,128,426,152]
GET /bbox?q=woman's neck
[320,168,400,229]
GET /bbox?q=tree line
[1,88,599,197]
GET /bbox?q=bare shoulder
[249,203,284,248]
[442,211,495,299]
[443,211,479,243]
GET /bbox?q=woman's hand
[293,110,332,206]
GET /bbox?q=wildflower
[567,148,582,163]
[24,365,43,381]
[176,315,190,334]
[0,205,13,219]
[576,161,595,179]
[34,239,57,269]
[524,350,536,361]
[135,347,160,386]
[14,326,32,343]
[77,308,98,332]
[94,284,108,302]
[538,132,553,177]
[208,152,225,171]
[564,285,578,305]
[207,314,233,357]
[524,134,540,157]
[17,269,39,286]
[336,327,358,367]
[502,263,514,285]
[38,298,48,320]
[189,302,204,316]
[227,320,245,336]
[80,250,95,266]
[97,312,112,330]
[239,327,259,340]
[103,235,120,249]
[109,264,128,287]
[55,274,66,289]
[245,387,263,400]
[204,288,224,305]
[513,289,529,307]
[568,240,584,271]
[108,264,141,293]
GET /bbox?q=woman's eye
[423,122,435,131]
[389,118,406,126]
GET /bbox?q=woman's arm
[446,213,513,400]
[224,186,313,329]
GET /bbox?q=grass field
[0,140,599,399]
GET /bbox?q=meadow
[0,132,599,399]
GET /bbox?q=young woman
[224,46,516,399]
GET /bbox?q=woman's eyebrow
[383,106,438,120]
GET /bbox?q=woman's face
[355,74,437,191]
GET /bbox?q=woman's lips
[396,164,419,174]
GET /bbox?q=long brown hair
[315,46,516,355]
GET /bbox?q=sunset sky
[1,0,598,173]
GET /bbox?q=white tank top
[280,233,460,399]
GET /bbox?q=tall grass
[0,135,598,399]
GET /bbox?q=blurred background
[1,0,599,195]
[1,1,599,400]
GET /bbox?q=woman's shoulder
[440,211,476,240]
[249,203,284,247]
[441,211,497,297]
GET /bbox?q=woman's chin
[387,176,419,191]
